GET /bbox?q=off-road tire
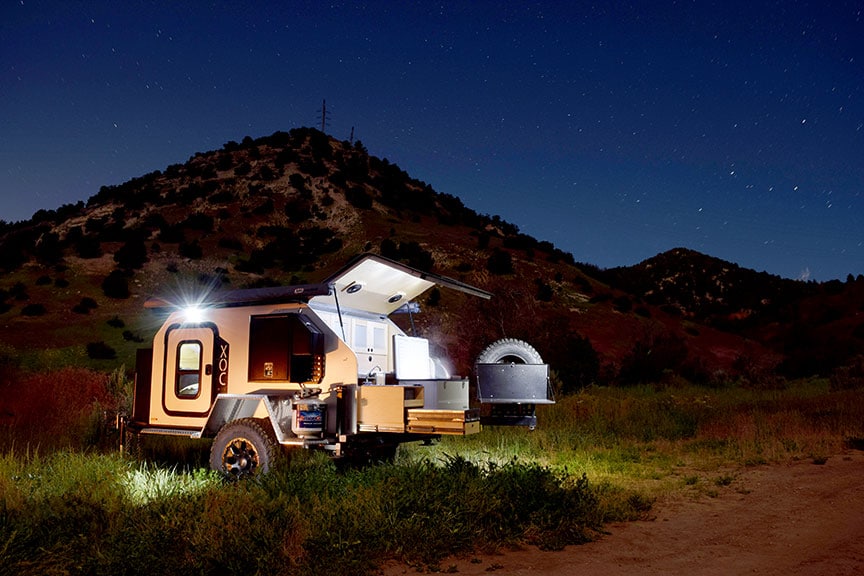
[210,418,278,479]
[476,338,543,365]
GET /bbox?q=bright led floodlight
[182,306,206,324]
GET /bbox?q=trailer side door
[162,325,218,417]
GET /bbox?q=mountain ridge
[1,127,861,388]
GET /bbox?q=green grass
[402,379,864,496]
[2,374,863,575]
[0,450,633,576]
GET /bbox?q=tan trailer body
[129,254,492,470]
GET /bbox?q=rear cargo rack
[475,363,554,404]
[475,363,555,430]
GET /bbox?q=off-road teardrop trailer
[123,253,553,477]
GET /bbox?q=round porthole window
[388,293,403,303]
[346,283,363,294]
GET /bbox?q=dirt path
[383,450,864,575]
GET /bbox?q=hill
[0,128,861,389]
[599,248,864,379]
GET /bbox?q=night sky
[2,1,862,281]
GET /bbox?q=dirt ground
[383,450,864,576]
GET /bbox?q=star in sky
[1,1,862,280]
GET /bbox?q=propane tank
[291,397,326,437]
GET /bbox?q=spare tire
[476,338,543,365]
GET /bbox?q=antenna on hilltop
[317,99,330,133]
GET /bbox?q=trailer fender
[201,394,293,443]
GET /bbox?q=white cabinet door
[351,318,389,376]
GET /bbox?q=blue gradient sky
[2,1,862,280]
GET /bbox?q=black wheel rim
[221,437,259,477]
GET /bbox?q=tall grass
[0,366,125,452]
[405,379,864,493]
[2,369,863,574]
[0,451,629,576]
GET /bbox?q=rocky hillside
[599,248,864,379]
[0,128,861,388]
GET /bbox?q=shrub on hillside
[329,169,348,188]
[830,355,864,391]
[183,212,214,232]
[557,334,600,393]
[252,198,275,216]
[72,297,98,314]
[530,317,600,394]
[122,330,144,343]
[159,223,185,243]
[21,303,46,316]
[257,165,278,180]
[87,341,117,360]
[209,189,235,204]
[308,129,333,159]
[234,255,266,274]
[426,287,441,307]
[179,240,203,260]
[535,279,553,302]
[34,231,63,264]
[10,282,28,301]
[487,249,514,275]
[380,239,434,270]
[613,295,633,313]
[618,331,688,386]
[75,234,103,258]
[275,147,298,167]
[114,237,148,270]
[102,270,130,299]
[284,197,313,223]
[299,226,342,257]
[216,152,234,171]
[289,173,308,194]
[345,185,373,209]
[0,232,30,271]
[218,237,244,251]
